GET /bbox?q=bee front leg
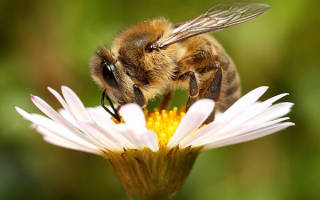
[133,84,146,108]
[179,71,199,110]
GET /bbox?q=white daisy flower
[15,86,294,200]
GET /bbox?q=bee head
[90,46,133,105]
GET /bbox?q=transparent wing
[154,2,270,49]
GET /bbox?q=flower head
[15,86,294,199]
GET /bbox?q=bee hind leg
[203,67,222,123]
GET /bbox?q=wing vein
[155,2,270,49]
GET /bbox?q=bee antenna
[101,90,121,122]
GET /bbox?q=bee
[90,2,270,122]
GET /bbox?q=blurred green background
[1,0,320,199]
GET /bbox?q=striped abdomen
[177,34,241,113]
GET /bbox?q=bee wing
[154,2,270,49]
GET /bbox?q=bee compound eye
[102,59,118,88]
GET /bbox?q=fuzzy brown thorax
[91,19,185,104]
[112,19,184,101]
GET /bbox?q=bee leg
[204,67,222,123]
[186,96,198,111]
[160,91,172,110]
[133,84,146,108]
[179,71,199,111]
[188,71,199,97]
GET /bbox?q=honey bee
[90,2,270,122]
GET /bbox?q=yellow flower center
[144,107,185,147]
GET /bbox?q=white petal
[87,106,111,118]
[203,122,294,150]
[222,86,268,119]
[250,102,294,124]
[231,93,289,126]
[43,136,100,154]
[48,86,82,128]
[183,87,269,146]
[183,95,292,148]
[142,130,159,152]
[119,103,146,131]
[263,93,288,104]
[58,109,79,128]
[190,116,292,148]
[87,107,113,126]
[115,124,142,149]
[216,93,288,131]
[180,120,226,148]
[86,106,148,150]
[48,87,74,118]
[87,107,137,149]
[37,126,100,154]
[115,124,158,151]
[15,106,98,150]
[61,86,92,122]
[167,99,214,148]
[29,95,100,147]
[78,122,121,151]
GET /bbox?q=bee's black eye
[102,59,118,88]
